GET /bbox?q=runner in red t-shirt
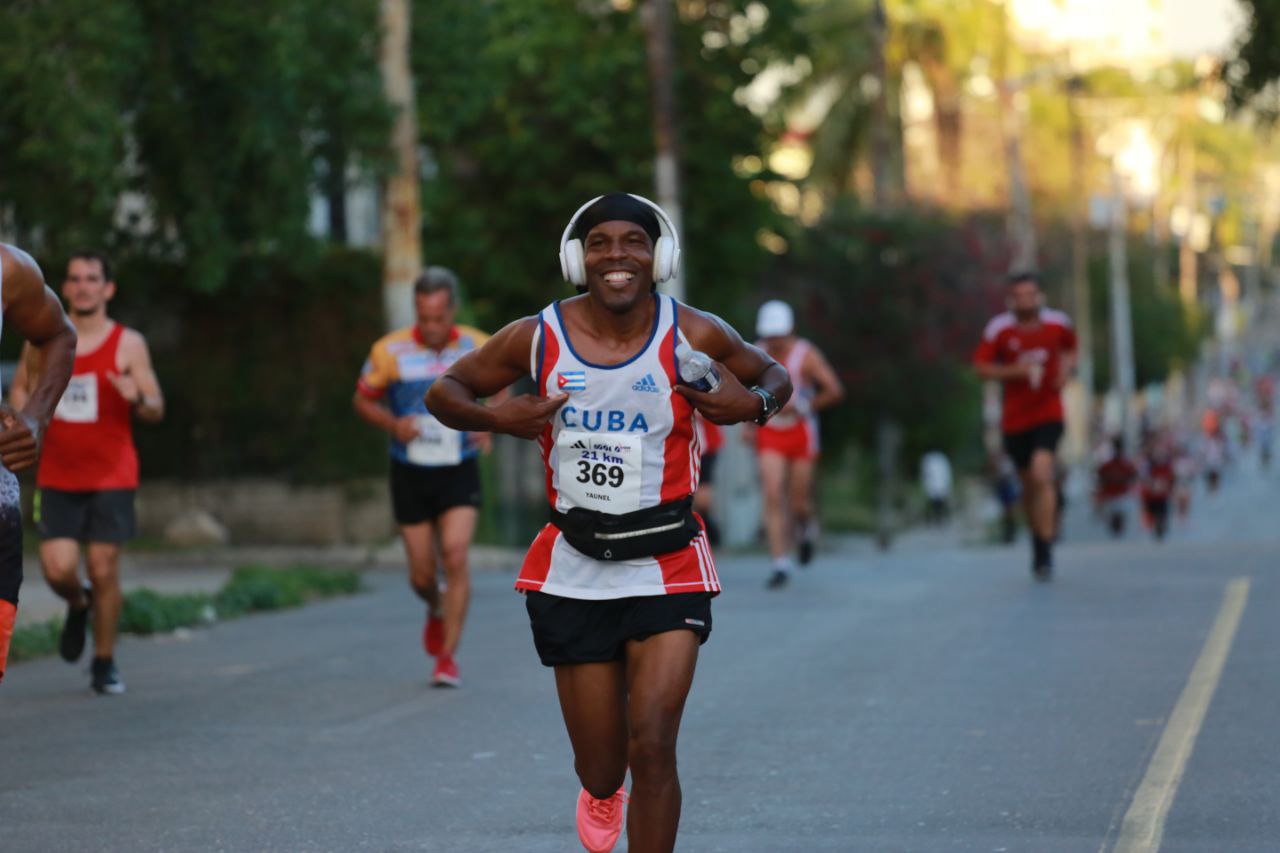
[11,252,164,695]
[974,273,1077,580]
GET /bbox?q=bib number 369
[577,461,625,488]
[557,431,643,514]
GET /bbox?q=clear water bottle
[675,342,722,393]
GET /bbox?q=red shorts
[756,418,819,461]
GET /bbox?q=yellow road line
[1111,577,1251,853]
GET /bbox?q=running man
[751,299,844,589]
[354,267,493,688]
[0,244,77,686]
[11,251,163,694]
[426,193,791,853]
[974,272,1077,580]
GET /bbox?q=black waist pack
[550,496,701,561]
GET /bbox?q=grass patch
[10,618,63,663]
[10,564,362,664]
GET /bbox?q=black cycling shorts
[35,488,136,543]
[1002,421,1064,471]
[525,591,712,667]
[390,457,481,526]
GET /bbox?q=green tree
[0,0,388,290]
[412,0,801,326]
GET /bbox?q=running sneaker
[431,654,461,687]
[798,537,814,567]
[1032,537,1053,582]
[59,583,93,663]
[765,569,790,590]
[797,522,817,566]
[576,786,628,853]
[423,610,444,658]
[90,657,126,695]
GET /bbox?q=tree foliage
[0,0,388,291]
[412,0,801,327]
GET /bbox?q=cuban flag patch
[557,371,587,392]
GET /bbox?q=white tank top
[513,293,718,600]
[535,293,699,514]
[760,337,817,431]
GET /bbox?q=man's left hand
[673,365,762,425]
[0,404,42,473]
[107,370,140,404]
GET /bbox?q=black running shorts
[699,451,719,486]
[1002,421,1065,471]
[524,591,712,667]
[389,457,481,526]
[35,488,136,543]
[0,504,22,685]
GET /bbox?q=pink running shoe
[575,786,628,853]
[423,611,443,657]
[431,654,460,688]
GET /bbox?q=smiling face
[582,220,655,315]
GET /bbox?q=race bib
[53,374,99,423]
[406,415,463,466]
[558,431,643,514]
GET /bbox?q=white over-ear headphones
[558,193,681,286]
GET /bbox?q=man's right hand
[393,416,421,444]
[491,394,569,440]
[0,404,42,473]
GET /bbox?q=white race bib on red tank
[53,374,99,423]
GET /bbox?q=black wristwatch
[750,386,780,425]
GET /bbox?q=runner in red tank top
[11,251,164,695]
[973,272,1077,580]
[0,244,77,687]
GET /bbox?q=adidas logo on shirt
[570,439,588,450]
[632,373,661,393]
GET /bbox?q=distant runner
[354,267,494,688]
[974,272,1077,580]
[752,300,844,588]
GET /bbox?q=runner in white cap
[751,300,844,588]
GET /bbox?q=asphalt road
[2,461,1276,852]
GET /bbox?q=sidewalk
[14,542,525,626]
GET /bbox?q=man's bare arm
[674,308,793,425]
[8,343,36,411]
[0,245,76,472]
[803,346,845,412]
[426,317,568,440]
[113,330,165,423]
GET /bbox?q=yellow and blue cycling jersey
[357,324,490,467]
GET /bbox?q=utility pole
[1177,91,1198,306]
[869,0,898,549]
[643,0,685,300]
[1067,78,1094,441]
[869,0,894,211]
[996,1,1036,273]
[1108,171,1137,449]
[379,0,421,331]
